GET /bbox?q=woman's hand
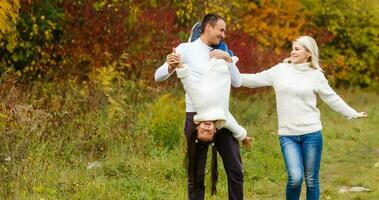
[242,136,254,150]
[356,112,368,118]
[209,49,232,63]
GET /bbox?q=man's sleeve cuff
[175,65,189,79]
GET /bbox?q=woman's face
[291,41,311,64]
[197,121,216,142]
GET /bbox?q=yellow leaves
[32,23,39,34]
[0,0,20,37]
[11,53,17,61]
[89,61,129,121]
[174,0,243,28]
[47,20,56,30]
[44,30,52,40]
[92,66,120,94]
[5,32,17,52]
[107,96,124,112]
[0,112,7,120]
[175,0,195,24]
[0,0,20,54]
[93,0,108,10]
[128,4,140,26]
[119,52,132,72]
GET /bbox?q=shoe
[188,22,202,42]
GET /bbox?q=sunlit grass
[1,82,378,199]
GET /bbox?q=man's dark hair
[201,13,224,34]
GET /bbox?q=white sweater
[240,63,359,136]
[176,59,247,141]
[154,38,242,112]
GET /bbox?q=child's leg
[188,22,202,42]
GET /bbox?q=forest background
[0,0,378,199]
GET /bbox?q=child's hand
[242,136,254,150]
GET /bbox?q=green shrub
[135,93,185,152]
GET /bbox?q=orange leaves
[241,0,308,52]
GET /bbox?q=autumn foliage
[0,0,378,87]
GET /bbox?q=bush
[134,93,185,152]
[0,0,64,79]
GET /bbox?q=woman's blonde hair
[284,36,321,70]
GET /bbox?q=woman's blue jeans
[279,130,323,200]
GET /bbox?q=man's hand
[242,136,254,150]
[209,49,232,63]
[166,47,182,72]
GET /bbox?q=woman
[239,36,367,200]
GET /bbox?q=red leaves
[227,31,287,73]
[63,0,129,68]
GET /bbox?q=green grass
[1,81,378,199]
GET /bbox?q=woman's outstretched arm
[316,72,367,119]
[240,64,279,88]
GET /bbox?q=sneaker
[188,22,202,42]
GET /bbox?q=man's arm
[154,63,175,82]
[154,45,184,82]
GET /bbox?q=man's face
[196,121,216,142]
[206,19,226,46]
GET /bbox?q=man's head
[196,121,217,142]
[200,13,226,46]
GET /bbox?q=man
[155,14,245,200]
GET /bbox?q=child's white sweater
[176,59,247,141]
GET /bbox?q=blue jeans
[279,130,323,200]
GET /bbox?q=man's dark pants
[184,112,243,200]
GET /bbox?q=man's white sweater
[176,59,247,141]
[241,63,360,136]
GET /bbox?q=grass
[0,78,378,199]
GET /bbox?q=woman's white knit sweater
[240,62,360,136]
[176,58,247,141]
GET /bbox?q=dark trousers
[184,112,243,200]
